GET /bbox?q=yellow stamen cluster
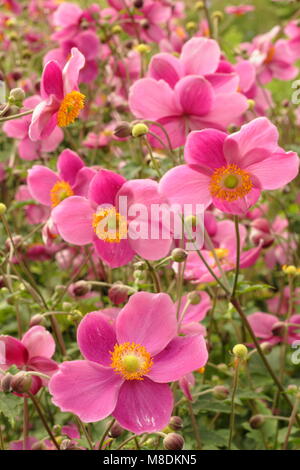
[209,164,253,202]
[57,91,85,127]
[92,207,127,243]
[209,248,229,260]
[110,342,153,380]
[50,181,74,207]
[282,265,300,276]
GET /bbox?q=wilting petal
[49,361,123,422]
[77,312,117,366]
[113,378,173,434]
[116,292,177,356]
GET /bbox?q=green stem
[228,361,240,449]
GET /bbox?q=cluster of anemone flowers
[0,0,300,454]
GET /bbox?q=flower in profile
[248,312,300,345]
[52,170,172,268]
[0,326,58,395]
[49,292,208,434]
[27,149,96,208]
[29,47,85,141]
[178,220,262,283]
[225,5,255,16]
[160,117,299,215]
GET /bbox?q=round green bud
[132,123,149,138]
[171,248,188,263]
[163,433,184,450]
[0,203,7,216]
[187,291,201,305]
[232,344,248,359]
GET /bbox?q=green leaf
[0,393,22,425]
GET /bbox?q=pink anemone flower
[0,326,58,395]
[247,312,300,346]
[49,292,208,434]
[159,117,299,215]
[27,149,96,209]
[179,220,262,284]
[52,170,172,268]
[29,47,85,141]
[3,96,63,160]
[225,5,255,16]
[129,74,248,149]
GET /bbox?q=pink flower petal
[180,38,220,76]
[179,293,211,324]
[62,47,85,95]
[185,129,227,173]
[129,78,178,120]
[27,165,59,206]
[0,336,28,366]
[113,378,173,434]
[159,165,212,209]
[93,237,135,268]
[52,196,94,245]
[41,61,64,100]
[148,335,208,382]
[77,312,117,366]
[88,169,126,206]
[175,76,214,116]
[22,326,55,360]
[116,292,177,356]
[57,149,84,185]
[49,361,123,423]
[247,312,277,339]
[149,53,182,88]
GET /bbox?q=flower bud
[169,416,183,431]
[8,87,25,106]
[195,1,204,10]
[132,123,149,137]
[114,122,132,138]
[247,99,255,111]
[212,11,224,21]
[271,321,286,337]
[29,314,44,327]
[186,21,197,32]
[111,25,122,35]
[11,372,32,394]
[1,373,13,393]
[53,424,62,436]
[171,248,188,263]
[60,439,77,450]
[260,342,273,355]
[109,283,129,305]
[163,433,184,450]
[134,0,144,8]
[249,414,265,429]
[188,291,202,305]
[232,344,248,360]
[250,218,274,248]
[217,363,228,373]
[212,385,230,400]
[109,421,124,438]
[0,203,7,216]
[282,265,298,276]
[133,269,146,281]
[71,280,91,297]
[31,440,48,450]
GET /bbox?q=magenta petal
[41,61,64,100]
[18,137,39,161]
[22,326,55,360]
[93,236,135,268]
[0,336,28,366]
[113,378,173,434]
[116,292,177,356]
[3,118,28,140]
[159,165,212,209]
[212,186,261,216]
[28,97,59,141]
[77,312,117,366]
[149,53,182,88]
[179,292,211,324]
[185,129,227,172]
[72,167,97,197]
[88,169,126,206]
[223,117,279,167]
[129,235,172,261]
[29,356,58,379]
[57,149,84,185]
[175,76,214,116]
[199,92,248,130]
[52,196,94,245]
[148,336,208,383]
[27,165,59,206]
[49,361,123,423]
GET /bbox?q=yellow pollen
[209,248,229,260]
[92,207,127,243]
[209,164,253,202]
[57,91,85,127]
[50,181,74,207]
[110,342,153,380]
[265,46,276,64]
